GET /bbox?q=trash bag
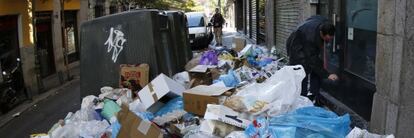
[267,96,314,117]
[153,97,187,125]
[213,69,240,87]
[173,71,191,89]
[236,65,306,114]
[154,97,184,117]
[226,131,248,138]
[346,127,395,138]
[128,99,146,113]
[199,50,218,65]
[101,99,121,121]
[111,120,121,138]
[129,99,154,121]
[245,106,351,138]
[81,95,98,109]
[70,108,99,122]
[52,120,110,138]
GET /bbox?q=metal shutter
[275,0,300,56]
[246,0,250,36]
[251,0,258,42]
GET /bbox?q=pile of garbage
[31,44,394,138]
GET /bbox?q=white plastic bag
[81,95,98,109]
[53,120,110,138]
[173,71,190,89]
[346,127,395,138]
[235,65,306,114]
[225,131,247,138]
[128,99,146,113]
[267,96,313,116]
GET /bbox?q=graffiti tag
[104,27,126,63]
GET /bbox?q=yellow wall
[0,0,32,47]
[0,0,80,47]
[36,0,80,11]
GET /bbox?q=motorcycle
[0,58,25,114]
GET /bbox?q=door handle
[332,13,338,53]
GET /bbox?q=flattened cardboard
[117,105,163,138]
[204,104,251,128]
[138,73,185,110]
[233,37,246,52]
[183,85,233,116]
[120,64,149,91]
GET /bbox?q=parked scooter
[0,58,24,113]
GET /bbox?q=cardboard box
[183,85,233,116]
[233,37,246,52]
[138,73,185,111]
[120,64,149,91]
[204,104,251,128]
[117,105,163,138]
[188,65,213,88]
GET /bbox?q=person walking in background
[210,8,225,46]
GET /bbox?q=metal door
[319,0,378,122]
[36,12,56,78]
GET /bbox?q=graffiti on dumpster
[104,27,126,63]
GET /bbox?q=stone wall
[370,0,414,137]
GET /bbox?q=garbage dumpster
[166,11,193,72]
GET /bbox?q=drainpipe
[32,0,45,94]
[61,0,72,81]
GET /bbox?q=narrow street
[0,80,80,137]
[0,0,412,137]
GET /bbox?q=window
[187,15,204,28]
[345,0,377,82]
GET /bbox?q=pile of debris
[31,43,394,138]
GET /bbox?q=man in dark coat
[210,8,225,46]
[286,15,338,106]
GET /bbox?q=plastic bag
[173,72,191,89]
[154,97,184,117]
[199,120,241,137]
[213,70,240,87]
[128,99,146,113]
[115,89,133,106]
[53,120,110,138]
[70,108,99,122]
[81,95,98,109]
[199,50,218,65]
[128,99,154,121]
[236,65,306,114]
[246,106,351,138]
[153,97,186,125]
[79,120,110,138]
[346,127,395,138]
[111,120,121,138]
[226,131,248,138]
[267,96,313,117]
[101,99,121,121]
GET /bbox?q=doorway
[64,10,80,63]
[318,0,378,121]
[36,12,56,78]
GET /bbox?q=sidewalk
[209,27,254,49]
[0,63,80,129]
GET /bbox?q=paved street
[0,79,80,137]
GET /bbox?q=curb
[0,78,80,128]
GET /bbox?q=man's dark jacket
[211,13,224,28]
[286,15,330,78]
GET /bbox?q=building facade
[0,0,85,97]
[235,0,413,137]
